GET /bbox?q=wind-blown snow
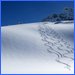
[1,22,74,74]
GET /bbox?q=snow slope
[1,22,74,74]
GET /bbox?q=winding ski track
[38,22,74,69]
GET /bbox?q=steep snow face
[1,22,74,74]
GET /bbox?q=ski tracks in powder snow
[38,22,74,69]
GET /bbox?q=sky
[1,1,74,26]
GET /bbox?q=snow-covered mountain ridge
[1,21,74,74]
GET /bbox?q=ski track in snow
[38,22,74,69]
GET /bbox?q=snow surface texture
[1,22,74,74]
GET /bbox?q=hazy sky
[2,1,74,26]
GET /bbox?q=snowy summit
[1,21,74,74]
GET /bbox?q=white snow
[1,22,74,74]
